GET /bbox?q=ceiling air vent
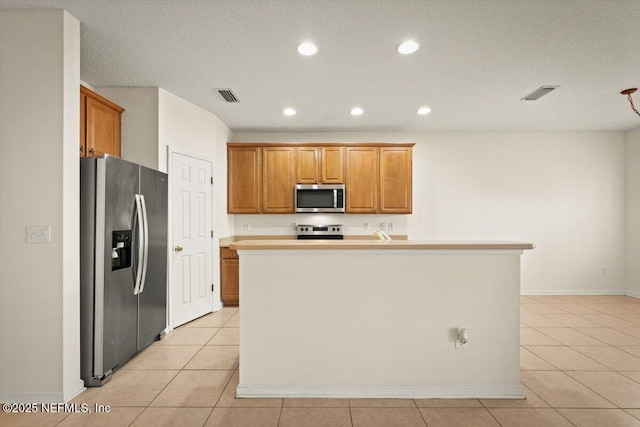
[521,85,560,101]
[217,89,239,103]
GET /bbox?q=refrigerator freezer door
[80,157,98,385]
[100,156,139,376]
[138,166,168,350]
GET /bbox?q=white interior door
[171,152,213,327]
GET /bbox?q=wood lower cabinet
[262,147,296,213]
[379,147,412,213]
[220,247,239,306]
[345,147,379,213]
[80,86,124,157]
[228,146,262,213]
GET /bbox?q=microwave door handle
[333,189,337,208]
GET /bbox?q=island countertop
[230,240,534,251]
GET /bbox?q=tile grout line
[522,344,615,372]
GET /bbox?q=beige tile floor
[2,296,640,427]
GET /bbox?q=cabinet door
[321,147,344,183]
[85,96,122,157]
[345,147,378,213]
[228,147,262,213]
[296,147,319,184]
[80,93,87,156]
[379,147,412,213]
[221,257,239,306]
[263,147,296,213]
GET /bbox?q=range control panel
[296,224,343,240]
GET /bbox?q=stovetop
[296,224,344,240]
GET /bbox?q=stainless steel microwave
[295,184,345,213]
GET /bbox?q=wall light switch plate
[26,226,51,243]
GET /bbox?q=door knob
[174,245,183,252]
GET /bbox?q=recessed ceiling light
[397,40,419,55]
[350,107,364,116]
[283,108,296,116]
[297,42,318,56]
[417,107,432,115]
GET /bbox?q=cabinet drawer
[221,247,238,259]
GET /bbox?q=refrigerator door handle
[133,194,144,295]
[139,194,150,294]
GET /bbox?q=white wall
[232,131,625,295]
[158,89,234,310]
[0,9,83,402]
[625,127,640,297]
[96,87,159,169]
[90,88,233,310]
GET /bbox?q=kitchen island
[230,240,534,399]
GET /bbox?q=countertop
[219,234,409,247]
[229,240,534,251]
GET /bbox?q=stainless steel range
[296,224,344,240]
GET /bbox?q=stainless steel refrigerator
[80,155,168,386]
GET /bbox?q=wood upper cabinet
[227,143,412,214]
[80,86,124,157]
[296,147,344,184]
[262,147,296,213]
[228,146,262,213]
[345,147,379,213]
[320,147,344,183]
[296,147,319,184]
[379,147,412,214]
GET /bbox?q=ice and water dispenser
[111,230,132,270]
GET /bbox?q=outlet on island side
[455,328,468,349]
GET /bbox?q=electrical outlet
[455,328,468,349]
[364,223,370,230]
[388,222,394,231]
[26,226,51,243]
[292,223,297,230]
[243,224,250,232]
[379,222,386,231]
[601,268,607,276]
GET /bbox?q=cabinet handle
[89,148,94,155]
[80,146,84,153]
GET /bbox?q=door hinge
[211,283,214,292]
[211,177,213,185]
[211,230,214,238]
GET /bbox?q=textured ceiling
[1,0,639,131]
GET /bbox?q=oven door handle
[333,189,337,208]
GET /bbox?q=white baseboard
[0,390,64,404]
[521,289,626,296]
[236,384,524,399]
[63,380,86,402]
[625,290,640,298]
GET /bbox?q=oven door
[295,184,345,213]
